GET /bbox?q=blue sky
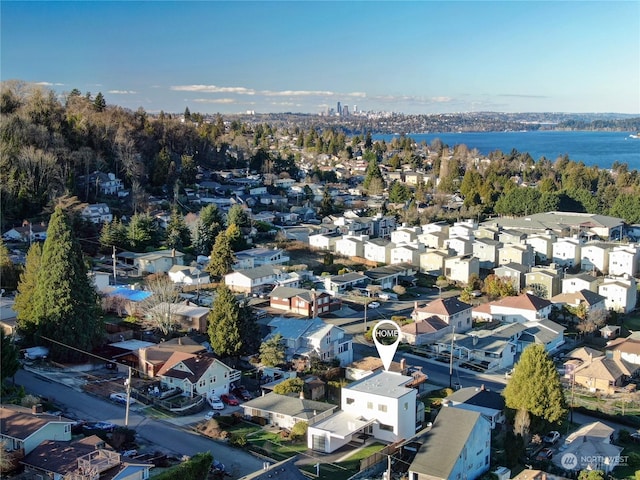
[2,1,639,115]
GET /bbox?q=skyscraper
[336,101,342,116]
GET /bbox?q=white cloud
[108,90,137,94]
[193,98,237,104]
[171,84,255,95]
[34,81,64,86]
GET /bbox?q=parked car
[110,393,132,405]
[208,395,225,410]
[86,421,116,432]
[205,410,221,420]
[232,386,252,401]
[211,460,225,473]
[543,430,560,444]
[630,432,640,443]
[535,447,554,461]
[121,449,138,457]
[368,301,380,309]
[221,394,239,406]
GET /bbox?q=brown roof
[0,405,73,441]
[491,293,551,311]
[606,338,640,355]
[155,351,199,376]
[416,297,472,317]
[158,354,230,383]
[401,316,449,335]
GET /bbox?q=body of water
[374,131,640,171]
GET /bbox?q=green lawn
[612,439,640,479]
[623,313,640,331]
[245,429,309,461]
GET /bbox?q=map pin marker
[372,320,401,372]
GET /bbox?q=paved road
[14,369,264,479]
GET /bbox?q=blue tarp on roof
[108,288,152,302]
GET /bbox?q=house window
[379,423,393,431]
[404,402,408,411]
[64,424,71,433]
[346,397,355,405]
[367,402,373,409]
[378,404,387,412]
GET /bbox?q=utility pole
[125,366,132,427]
[112,246,117,286]
[364,294,368,333]
[449,326,456,389]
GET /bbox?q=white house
[157,353,241,399]
[555,422,623,474]
[418,230,448,249]
[419,249,449,276]
[129,249,185,275]
[224,265,284,294]
[474,293,552,324]
[242,393,337,430]
[499,243,535,268]
[391,226,421,245]
[562,273,600,294]
[266,317,353,366]
[323,272,367,294]
[364,238,394,264]
[553,237,582,268]
[449,219,477,239]
[335,235,368,258]
[598,275,638,313]
[443,255,480,285]
[413,297,473,333]
[308,371,417,453]
[581,242,616,274]
[473,238,503,269]
[445,237,473,256]
[233,247,290,270]
[443,384,505,429]
[494,263,529,291]
[308,232,341,251]
[81,203,113,224]
[608,244,640,277]
[421,221,449,236]
[525,233,557,263]
[391,243,424,266]
[408,407,491,480]
[168,265,209,286]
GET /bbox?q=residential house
[473,293,552,324]
[443,254,479,285]
[473,238,503,269]
[553,237,582,268]
[138,336,207,378]
[443,384,505,429]
[525,233,557,263]
[266,317,353,366]
[391,226,421,245]
[335,235,368,258]
[525,265,562,299]
[400,315,450,346]
[418,249,448,276]
[494,263,529,291]
[555,422,623,474]
[167,265,209,286]
[550,289,607,317]
[413,297,473,333]
[391,243,424,266]
[605,333,640,365]
[408,407,491,480]
[499,243,535,268]
[323,272,367,295]
[598,274,638,313]
[148,302,210,333]
[608,244,640,277]
[364,264,417,290]
[237,457,309,480]
[433,323,525,371]
[364,238,394,264]
[445,237,474,256]
[242,392,337,429]
[370,213,397,239]
[224,265,284,294]
[80,203,113,224]
[2,223,47,243]
[567,349,636,394]
[308,232,341,251]
[562,273,600,294]
[21,436,153,480]
[118,249,185,275]
[563,346,604,380]
[344,357,409,381]
[581,242,616,274]
[79,171,125,196]
[518,319,566,353]
[404,172,423,185]
[269,286,339,317]
[449,219,477,239]
[418,230,448,249]
[157,353,241,398]
[233,247,290,270]
[498,229,527,246]
[0,297,18,336]
[421,221,449,236]
[0,405,73,455]
[308,371,418,453]
[474,226,500,240]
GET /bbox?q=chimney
[32,404,43,415]
[480,384,485,391]
[171,248,176,258]
[299,390,305,400]
[178,337,182,345]
[473,335,478,346]
[400,358,407,373]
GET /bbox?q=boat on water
[629,133,639,139]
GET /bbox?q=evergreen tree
[388,181,411,203]
[0,330,20,384]
[192,204,224,256]
[259,333,286,367]
[238,298,259,355]
[225,223,247,252]
[503,344,567,429]
[207,285,243,359]
[14,242,42,339]
[165,207,191,250]
[127,213,160,252]
[28,208,104,361]
[0,238,18,291]
[273,377,304,395]
[93,92,106,112]
[207,232,235,278]
[226,204,250,228]
[362,152,384,191]
[318,186,336,218]
[99,219,128,251]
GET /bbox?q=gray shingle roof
[241,392,336,420]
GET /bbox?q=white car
[543,430,561,444]
[110,393,132,405]
[208,395,225,410]
[205,410,220,420]
[368,301,380,309]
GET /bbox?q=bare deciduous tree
[140,274,183,335]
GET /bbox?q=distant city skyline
[1,1,638,115]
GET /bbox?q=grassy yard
[623,313,640,332]
[299,443,386,480]
[245,429,309,461]
[612,439,640,479]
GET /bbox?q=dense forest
[2,80,640,238]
